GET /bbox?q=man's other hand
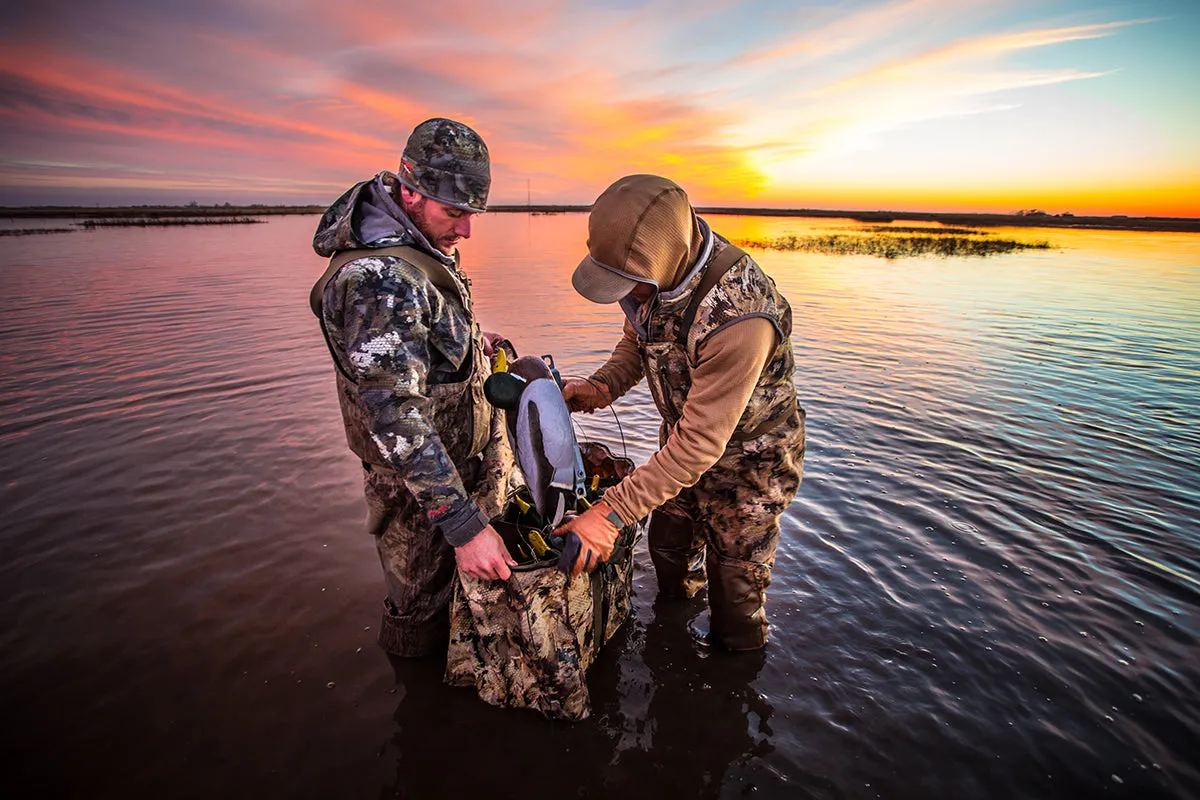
[561,378,611,414]
[455,525,516,581]
[481,331,506,358]
[552,500,621,579]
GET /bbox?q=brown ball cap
[572,175,694,303]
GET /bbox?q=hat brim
[572,256,638,304]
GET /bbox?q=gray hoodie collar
[359,173,456,266]
[658,217,713,304]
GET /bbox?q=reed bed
[1,205,320,219]
[861,225,986,235]
[80,217,266,228]
[736,232,1051,259]
[0,228,77,236]
[1,217,266,234]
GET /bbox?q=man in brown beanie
[554,174,805,650]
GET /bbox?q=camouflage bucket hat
[397,118,490,212]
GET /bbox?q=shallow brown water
[0,213,1197,799]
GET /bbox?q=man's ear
[396,183,419,208]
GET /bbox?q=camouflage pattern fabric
[311,166,508,655]
[398,117,490,212]
[445,562,596,720]
[659,406,805,564]
[323,250,495,542]
[638,234,805,646]
[366,383,513,657]
[445,443,643,721]
[598,544,636,643]
[659,407,804,648]
[641,234,798,439]
[312,173,437,259]
[444,521,640,720]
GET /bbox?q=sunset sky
[1,0,1197,216]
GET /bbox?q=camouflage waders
[642,236,804,650]
[651,410,804,649]
[313,244,513,657]
[364,369,513,656]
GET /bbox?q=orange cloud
[0,45,397,159]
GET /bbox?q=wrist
[442,503,489,547]
[594,499,624,529]
[592,377,613,402]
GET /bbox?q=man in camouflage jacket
[311,118,514,657]
[558,174,806,651]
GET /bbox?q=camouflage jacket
[312,174,496,546]
[641,234,797,440]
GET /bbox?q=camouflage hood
[312,171,454,265]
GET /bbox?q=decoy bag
[444,441,644,721]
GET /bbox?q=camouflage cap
[397,118,490,213]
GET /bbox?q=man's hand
[561,377,612,414]
[481,331,506,358]
[455,525,516,581]
[552,500,621,579]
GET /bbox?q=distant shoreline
[2,203,1197,233]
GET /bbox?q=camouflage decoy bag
[445,442,645,720]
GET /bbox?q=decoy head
[483,371,527,410]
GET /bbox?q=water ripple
[0,215,1196,798]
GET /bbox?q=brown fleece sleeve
[590,319,645,400]
[603,317,778,524]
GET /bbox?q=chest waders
[311,246,506,657]
[310,245,494,467]
[640,241,805,651]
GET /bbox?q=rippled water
[0,213,1196,799]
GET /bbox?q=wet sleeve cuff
[438,500,490,547]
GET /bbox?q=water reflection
[601,595,774,798]
[382,588,777,799]
[0,214,1197,799]
[383,652,617,798]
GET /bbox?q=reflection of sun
[700,215,780,243]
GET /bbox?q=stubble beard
[406,195,455,255]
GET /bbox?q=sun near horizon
[1,2,1196,219]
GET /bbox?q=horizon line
[1,202,1197,223]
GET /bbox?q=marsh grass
[736,231,1051,259]
[80,217,266,228]
[0,228,76,236]
[2,216,268,234]
[861,225,986,235]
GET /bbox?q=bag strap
[674,243,747,346]
[590,532,634,657]
[309,245,466,384]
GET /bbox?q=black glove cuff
[557,532,582,574]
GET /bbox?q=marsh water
[0,212,1197,799]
